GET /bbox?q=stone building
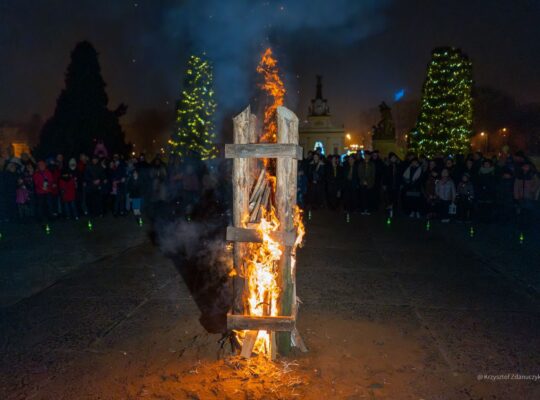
[299,76,345,156]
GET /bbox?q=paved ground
[0,211,539,399]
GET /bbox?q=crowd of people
[1,144,539,228]
[298,149,540,225]
[0,146,220,225]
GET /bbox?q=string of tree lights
[410,47,473,156]
[168,54,218,160]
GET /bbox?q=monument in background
[299,76,345,156]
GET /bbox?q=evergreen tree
[169,54,217,160]
[410,47,473,156]
[35,41,127,158]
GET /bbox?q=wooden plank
[240,330,258,359]
[226,226,296,246]
[227,313,296,332]
[275,106,300,356]
[249,168,266,206]
[270,331,277,360]
[231,105,251,315]
[225,143,303,160]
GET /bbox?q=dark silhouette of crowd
[298,149,540,225]
[0,142,225,226]
[1,143,539,228]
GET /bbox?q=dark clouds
[0,0,539,137]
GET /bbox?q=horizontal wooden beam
[225,144,303,160]
[227,313,296,331]
[226,226,296,246]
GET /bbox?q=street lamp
[480,132,488,154]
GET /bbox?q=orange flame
[239,48,305,359]
[245,207,282,354]
[257,48,285,143]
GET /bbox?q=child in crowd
[16,177,31,220]
[59,171,78,220]
[435,168,456,223]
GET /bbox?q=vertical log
[275,106,299,355]
[232,106,252,314]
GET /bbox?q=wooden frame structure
[225,105,307,358]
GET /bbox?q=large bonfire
[239,48,304,357]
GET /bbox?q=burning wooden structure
[226,105,307,359]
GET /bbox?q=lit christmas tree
[410,47,473,156]
[169,55,217,160]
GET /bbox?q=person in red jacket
[59,170,78,220]
[33,160,53,223]
[48,159,61,217]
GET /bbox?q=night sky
[1,0,539,139]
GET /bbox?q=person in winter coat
[48,159,61,216]
[435,168,456,223]
[476,159,497,222]
[307,153,326,210]
[16,176,31,220]
[382,152,401,217]
[357,152,376,215]
[402,157,423,218]
[342,156,359,213]
[514,162,540,221]
[325,155,343,210]
[76,154,88,215]
[58,170,78,220]
[85,156,106,217]
[456,173,474,222]
[22,163,35,218]
[496,168,515,223]
[1,161,18,221]
[127,169,143,217]
[423,169,438,219]
[111,156,127,216]
[33,160,53,223]
[370,150,385,211]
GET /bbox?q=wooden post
[275,106,299,355]
[231,106,252,314]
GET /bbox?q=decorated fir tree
[36,41,127,158]
[169,55,217,160]
[410,47,473,156]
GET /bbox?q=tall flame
[257,48,285,143]
[239,48,305,358]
